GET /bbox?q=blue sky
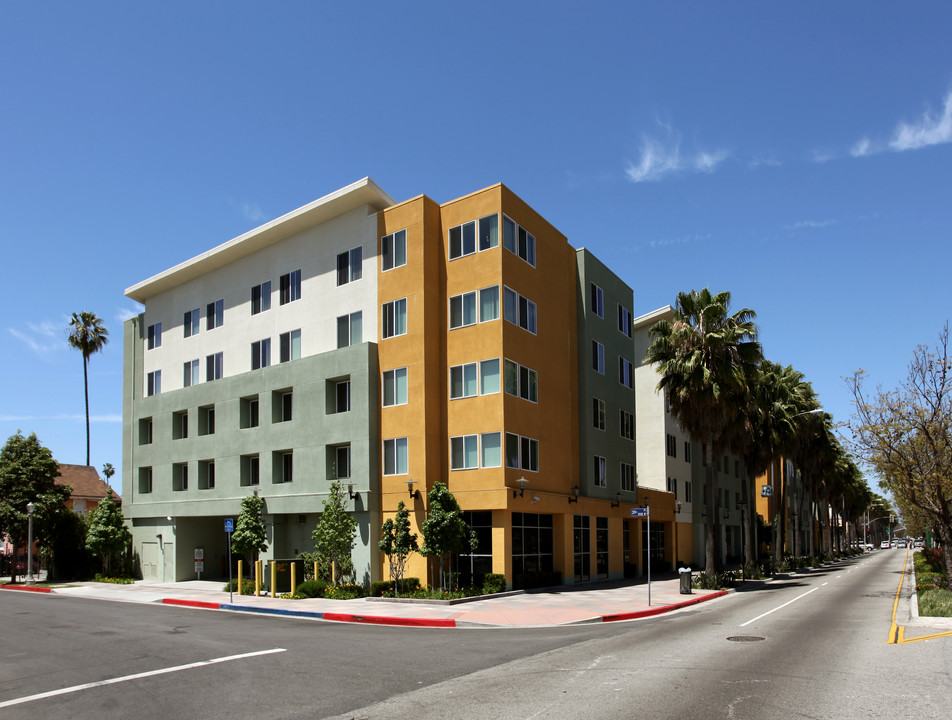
[2,2,949,499]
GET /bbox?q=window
[383,438,408,475]
[481,432,501,467]
[502,215,536,266]
[617,305,633,338]
[620,409,634,440]
[450,435,479,470]
[512,512,554,578]
[147,322,162,349]
[279,329,301,363]
[593,456,607,487]
[275,451,293,483]
[480,359,500,394]
[685,481,693,503]
[173,463,188,491]
[337,247,362,286]
[479,214,498,250]
[505,433,539,472]
[504,359,538,402]
[206,352,223,381]
[334,380,351,413]
[449,292,477,329]
[251,339,271,370]
[198,405,215,436]
[621,464,636,492]
[337,311,362,348]
[590,284,604,318]
[138,467,152,494]
[592,340,605,374]
[380,367,406,407]
[240,396,259,428]
[503,287,536,333]
[666,434,677,458]
[241,455,260,486]
[684,441,692,463]
[183,308,200,337]
[146,370,161,396]
[382,229,407,271]
[334,445,351,479]
[138,418,153,446]
[199,460,215,490]
[172,410,188,440]
[479,286,499,322]
[206,299,224,330]
[448,220,477,260]
[450,363,478,399]
[183,359,199,388]
[619,357,634,389]
[279,269,301,305]
[593,398,606,430]
[667,477,677,495]
[382,299,407,339]
[274,390,292,423]
[251,281,271,314]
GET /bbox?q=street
[2,550,949,719]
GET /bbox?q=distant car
[914,540,924,548]
[897,541,907,548]
[881,540,891,549]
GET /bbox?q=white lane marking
[822,582,829,586]
[740,587,819,627]
[0,648,286,709]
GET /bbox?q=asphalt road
[2,550,949,719]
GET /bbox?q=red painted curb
[0,584,52,593]
[162,598,222,610]
[322,612,457,628]
[601,590,728,623]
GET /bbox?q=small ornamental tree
[85,492,131,575]
[231,493,268,567]
[420,482,476,591]
[379,501,418,595]
[312,480,357,585]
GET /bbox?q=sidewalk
[0,575,728,628]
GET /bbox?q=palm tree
[68,311,109,466]
[646,289,762,573]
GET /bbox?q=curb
[600,590,728,622]
[0,584,52,593]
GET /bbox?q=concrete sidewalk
[1,575,728,628]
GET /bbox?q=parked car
[897,540,907,548]
[880,540,891,549]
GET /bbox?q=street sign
[225,518,234,533]
[761,485,773,497]
[630,508,648,518]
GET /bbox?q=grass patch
[917,588,952,617]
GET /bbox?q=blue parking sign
[225,518,234,533]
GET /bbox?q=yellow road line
[887,548,952,645]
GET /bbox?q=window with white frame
[449,291,477,329]
[502,215,536,266]
[666,434,677,458]
[206,352,223,381]
[279,329,301,363]
[617,304,633,338]
[183,359,199,387]
[504,359,538,402]
[206,299,224,330]
[619,357,634,389]
[593,397,606,430]
[592,340,605,374]
[621,463,636,492]
[503,287,537,333]
[251,339,271,370]
[450,435,479,470]
[383,367,408,406]
[667,477,677,495]
[481,432,501,467]
[478,214,498,250]
[183,308,200,337]
[337,247,362,286]
[277,451,293,483]
[620,409,634,440]
[479,286,499,322]
[383,437,408,475]
[335,445,351,479]
[593,456,607,487]
[450,363,478,399]
[147,322,162,349]
[279,269,301,305]
[335,380,351,413]
[480,358,500,394]
[382,229,407,271]
[251,281,271,314]
[337,311,362,348]
[505,433,539,471]
[590,283,604,318]
[146,370,161,396]
[449,220,477,260]
[382,298,407,339]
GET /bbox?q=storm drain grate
[726,635,765,642]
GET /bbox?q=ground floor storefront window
[512,512,555,588]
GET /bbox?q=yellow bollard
[255,559,262,596]
[271,560,276,598]
[291,562,297,595]
[314,561,318,582]
[332,560,336,586]
[238,560,243,595]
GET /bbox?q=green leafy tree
[420,482,476,590]
[231,493,268,566]
[645,289,762,573]
[379,501,418,594]
[85,492,131,574]
[312,480,358,585]
[67,311,109,467]
[0,431,72,583]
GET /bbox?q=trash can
[679,567,692,595]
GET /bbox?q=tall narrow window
[183,359,199,387]
[335,445,351,479]
[591,284,604,318]
[503,287,536,333]
[183,308,200,337]
[383,438,408,475]
[593,398,606,430]
[382,299,407,339]
[206,299,224,330]
[335,380,351,413]
[251,339,271,370]
[479,286,499,322]
[146,370,161,396]
[280,329,301,363]
[337,311,362,348]
[619,357,634,389]
[279,269,301,305]
[478,214,498,250]
[382,229,407,271]
[480,359,500,394]
[594,456,607,487]
[383,368,408,406]
[251,281,271,314]
[147,322,162,349]
[206,352,223,381]
[617,305,633,338]
[503,216,535,265]
[337,247,362,286]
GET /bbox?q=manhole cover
[726,635,765,642]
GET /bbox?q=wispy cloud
[0,413,122,423]
[242,202,266,223]
[8,327,62,356]
[890,90,952,151]
[785,219,837,231]
[625,122,730,183]
[647,233,711,250]
[117,304,144,323]
[850,137,872,157]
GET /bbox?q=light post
[26,502,35,585]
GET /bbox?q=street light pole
[26,502,35,585]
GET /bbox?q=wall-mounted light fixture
[406,478,420,500]
[568,485,580,504]
[348,482,359,501]
[513,477,529,498]
[611,493,621,509]
[676,501,682,514]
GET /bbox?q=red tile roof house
[55,464,120,513]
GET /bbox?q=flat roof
[125,177,395,303]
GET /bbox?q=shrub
[324,583,365,599]
[370,578,422,597]
[223,578,257,595]
[482,573,507,594]
[692,570,728,589]
[742,561,765,580]
[94,574,134,584]
[295,579,328,598]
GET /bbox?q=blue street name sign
[225,518,234,533]
[630,508,648,518]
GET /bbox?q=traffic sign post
[225,518,234,603]
[630,506,651,605]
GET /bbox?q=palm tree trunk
[704,443,718,572]
[83,355,90,466]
